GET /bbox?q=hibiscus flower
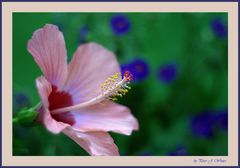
[27,24,139,156]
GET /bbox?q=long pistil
[51,71,132,115]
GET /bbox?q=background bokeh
[13,13,228,156]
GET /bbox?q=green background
[13,13,228,156]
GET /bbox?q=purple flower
[110,15,130,35]
[191,108,228,138]
[211,18,227,38]
[191,111,215,138]
[157,63,178,84]
[121,58,149,81]
[79,26,89,44]
[13,93,30,110]
[168,145,188,156]
[214,109,228,130]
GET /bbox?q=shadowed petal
[28,24,68,88]
[63,127,119,156]
[72,101,139,135]
[36,76,68,134]
[63,42,120,103]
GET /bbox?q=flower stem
[13,102,41,124]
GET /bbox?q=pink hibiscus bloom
[27,24,139,156]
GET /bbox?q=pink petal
[63,127,119,156]
[72,101,139,135]
[28,24,68,88]
[63,42,121,103]
[36,76,68,134]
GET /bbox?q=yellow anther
[98,72,132,101]
[111,97,118,101]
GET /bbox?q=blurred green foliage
[13,13,227,156]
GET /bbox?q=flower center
[48,85,75,125]
[134,64,143,73]
[117,20,125,29]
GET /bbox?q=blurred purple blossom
[214,109,228,130]
[13,92,31,110]
[191,109,228,138]
[79,26,89,44]
[211,18,227,38]
[157,63,178,84]
[111,15,130,35]
[121,58,149,81]
[191,111,215,138]
[168,145,188,156]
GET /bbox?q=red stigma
[48,85,75,125]
[124,71,133,82]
